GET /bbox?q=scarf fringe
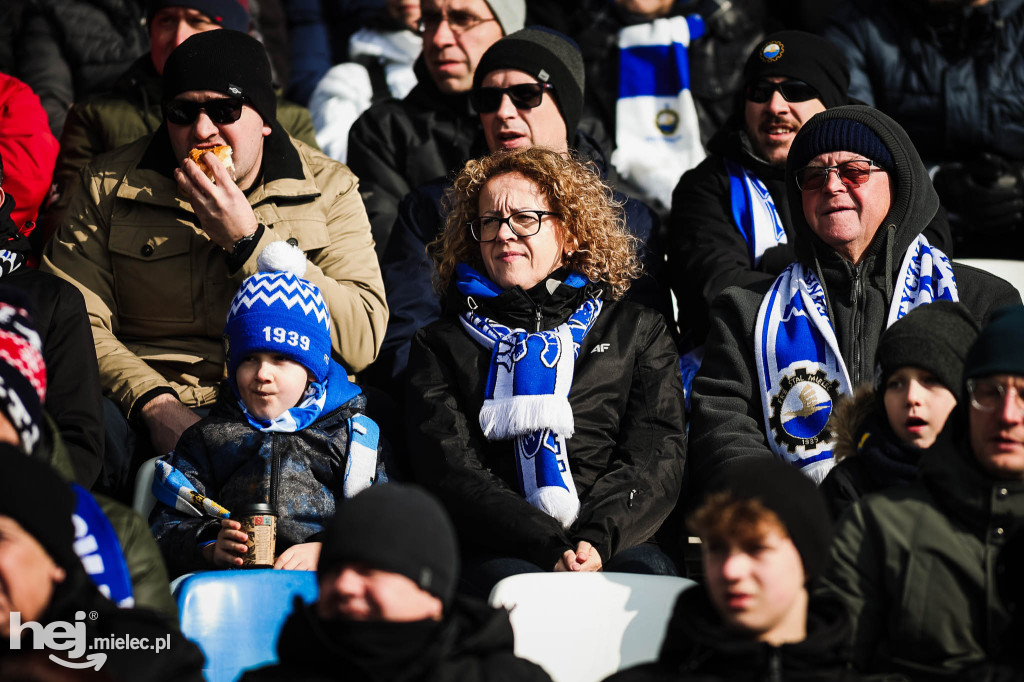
[526,487,580,529]
[480,395,575,440]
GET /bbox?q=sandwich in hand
[188,145,235,183]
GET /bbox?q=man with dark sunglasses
[44,0,318,252]
[41,30,386,502]
[365,27,670,397]
[347,0,524,255]
[688,104,1018,505]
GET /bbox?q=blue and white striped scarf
[754,235,958,482]
[455,265,602,528]
[725,159,787,267]
[611,14,706,209]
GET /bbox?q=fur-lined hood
[829,384,878,463]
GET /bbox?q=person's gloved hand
[933,154,1024,235]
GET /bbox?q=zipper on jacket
[270,436,281,513]
[768,647,782,682]
[848,264,864,386]
[534,305,542,332]
[628,489,638,508]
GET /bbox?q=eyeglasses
[164,96,246,126]
[468,210,560,242]
[416,9,497,35]
[967,378,1024,413]
[469,83,556,114]
[745,79,819,103]
[795,159,883,192]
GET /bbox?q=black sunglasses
[745,79,819,103]
[469,83,556,114]
[164,96,246,126]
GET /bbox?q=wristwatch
[229,226,262,254]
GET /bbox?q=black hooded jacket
[240,597,552,682]
[605,586,864,682]
[687,105,1020,498]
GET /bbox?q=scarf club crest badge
[769,367,841,453]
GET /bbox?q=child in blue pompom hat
[150,242,387,576]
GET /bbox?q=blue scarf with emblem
[725,159,787,266]
[754,235,957,482]
[455,264,602,528]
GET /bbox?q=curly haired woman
[405,147,686,597]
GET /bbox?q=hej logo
[9,610,106,670]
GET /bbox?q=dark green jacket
[35,413,176,617]
[45,53,318,243]
[820,425,1024,678]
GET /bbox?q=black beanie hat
[0,449,78,572]
[788,116,894,173]
[0,287,47,455]
[472,27,585,140]
[162,29,276,124]
[743,31,850,109]
[147,0,250,33]
[875,301,980,403]
[319,484,459,608]
[964,304,1024,381]
[707,458,833,582]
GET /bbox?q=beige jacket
[43,126,387,417]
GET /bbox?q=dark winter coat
[687,106,1020,498]
[346,57,489,254]
[240,596,552,682]
[822,0,1024,167]
[150,368,385,577]
[668,118,952,348]
[0,193,104,488]
[820,387,925,521]
[406,272,685,570]
[0,565,203,681]
[820,422,1024,677]
[606,586,865,682]
[14,0,149,137]
[371,131,671,395]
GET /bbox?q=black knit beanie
[788,116,894,173]
[707,458,833,582]
[964,304,1024,381]
[875,301,980,403]
[0,448,78,572]
[319,484,459,608]
[472,27,585,140]
[162,29,276,124]
[743,31,850,109]
[147,0,249,33]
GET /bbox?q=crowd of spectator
[1,0,1024,679]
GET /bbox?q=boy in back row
[151,242,386,576]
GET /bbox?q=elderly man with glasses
[347,0,524,254]
[820,304,1024,677]
[687,104,1020,497]
[668,31,953,358]
[42,30,386,501]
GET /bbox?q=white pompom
[256,240,307,277]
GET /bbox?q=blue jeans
[459,543,678,599]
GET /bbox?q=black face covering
[316,615,447,682]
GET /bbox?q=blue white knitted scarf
[455,264,602,528]
[754,235,957,482]
[725,159,787,266]
[612,14,706,208]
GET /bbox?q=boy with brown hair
[607,459,864,681]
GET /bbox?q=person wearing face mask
[241,483,552,682]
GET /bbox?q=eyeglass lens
[969,380,1024,412]
[165,97,244,126]
[471,211,553,242]
[746,80,819,104]
[418,9,491,34]
[469,84,550,114]
[796,160,876,191]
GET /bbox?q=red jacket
[0,73,59,237]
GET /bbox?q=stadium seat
[957,258,1024,299]
[132,456,160,518]
[176,569,319,682]
[488,572,696,682]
